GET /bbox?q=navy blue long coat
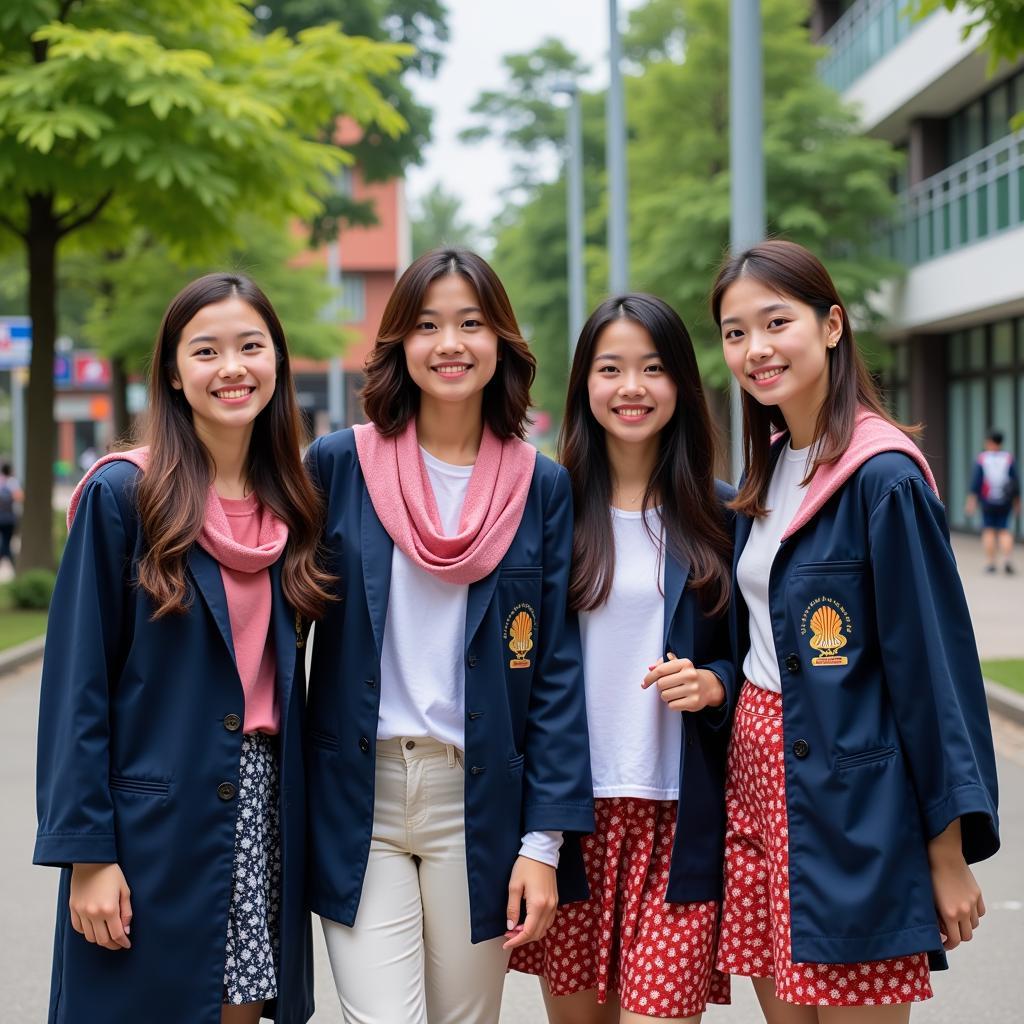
[304,429,594,943]
[726,442,999,967]
[661,481,737,904]
[34,461,313,1024]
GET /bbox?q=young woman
[711,240,1000,1022]
[34,273,330,1024]
[304,247,593,1023]
[510,294,734,1023]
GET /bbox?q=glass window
[948,332,966,373]
[967,327,987,371]
[948,381,969,530]
[993,322,1014,366]
[947,112,966,166]
[340,274,366,323]
[992,376,1014,449]
[965,100,984,156]
[987,85,1011,145]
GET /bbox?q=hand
[70,863,133,950]
[965,495,978,517]
[928,819,985,951]
[502,856,558,950]
[641,653,725,712]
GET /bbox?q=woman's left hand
[642,653,725,712]
[502,856,558,950]
[928,818,986,951]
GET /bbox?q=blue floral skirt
[223,732,282,1005]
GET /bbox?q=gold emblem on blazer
[800,596,852,666]
[505,603,536,668]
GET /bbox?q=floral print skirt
[223,731,282,1006]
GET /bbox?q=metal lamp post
[553,81,586,361]
[606,0,629,294]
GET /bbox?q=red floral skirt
[715,681,933,1006]
[510,796,729,1018]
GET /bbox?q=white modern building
[812,0,1024,531]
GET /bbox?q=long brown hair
[560,294,732,615]
[136,272,334,620]
[710,240,917,518]
[361,248,536,438]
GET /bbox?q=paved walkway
[949,534,1024,659]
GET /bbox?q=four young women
[35,241,999,1023]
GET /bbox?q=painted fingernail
[507,919,515,930]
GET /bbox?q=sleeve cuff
[518,830,564,868]
[523,801,595,835]
[33,832,118,868]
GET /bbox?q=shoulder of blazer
[532,449,566,496]
[847,450,932,510]
[308,427,360,488]
[82,460,141,527]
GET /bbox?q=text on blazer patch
[800,595,852,666]
[505,603,536,668]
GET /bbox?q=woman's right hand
[70,863,133,950]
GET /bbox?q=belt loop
[446,744,456,768]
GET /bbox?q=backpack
[978,450,1016,504]
[0,481,14,526]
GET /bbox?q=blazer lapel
[465,568,500,654]
[361,488,394,660]
[268,558,296,711]
[188,545,236,665]
[662,549,689,655]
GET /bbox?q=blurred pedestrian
[0,461,23,569]
[34,273,331,1024]
[965,428,1019,574]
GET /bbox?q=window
[340,274,366,323]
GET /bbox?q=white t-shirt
[378,448,561,866]
[737,443,812,692]
[580,508,680,800]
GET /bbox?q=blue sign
[53,354,73,387]
[0,317,31,370]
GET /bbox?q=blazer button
[359,736,370,753]
[792,739,810,759]
[223,714,242,732]
[784,653,801,673]
[467,653,479,668]
[217,782,236,801]
[470,765,486,775]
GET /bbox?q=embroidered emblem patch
[505,603,536,668]
[800,596,852,667]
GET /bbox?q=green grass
[0,610,47,651]
[981,660,1024,695]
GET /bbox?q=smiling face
[588,316,678,448]
[402,273,500,413]
[172,296,277,445]
[719,274,842,433]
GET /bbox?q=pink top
[219,494,279,735]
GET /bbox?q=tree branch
[0,213,27,242]
[56,189,113,237]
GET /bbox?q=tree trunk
[20,194,60,572]
[110,355,131,442]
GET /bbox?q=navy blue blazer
[305,429,594,943]
[34,462,313,1024]
[661,481,736,904]
[726,442,999,967]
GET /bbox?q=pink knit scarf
[67,447,288,570]
[354,420,537,585]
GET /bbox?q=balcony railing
[881,131,1024,265]
[818,0,927,93]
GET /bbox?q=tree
[410,184,477,256]
[917,1,1024,65]
[0,0,406,569]
[464,0,903,434]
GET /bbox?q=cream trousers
[321,737,511,1023]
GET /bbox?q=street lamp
[606,0,629,294]
[729,0,765,480]
[553,81,586,361]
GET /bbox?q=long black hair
[559,293,731,614]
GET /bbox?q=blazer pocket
[834,745,896,770]
[792,559,867,576]
[109,775,170,796]
[308,728,340,751]
[507,753,526,774]
[500,566,542,579]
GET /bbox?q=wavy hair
[136,272,333,620]
[361,248,536,438]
